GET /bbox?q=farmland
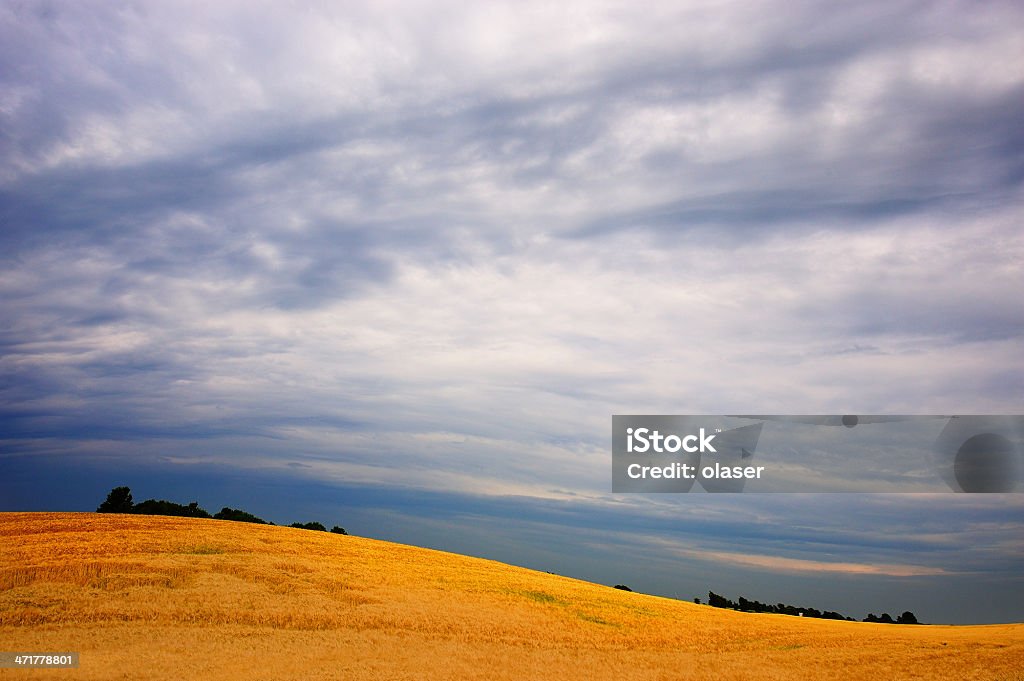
[1,513,1022,680]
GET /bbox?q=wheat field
[0,512,1021,680]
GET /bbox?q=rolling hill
[1,512,1022,680]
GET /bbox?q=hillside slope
[1,513,1022,680]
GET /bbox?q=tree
[133,499,212,518]
[290,521,326,531]
[897,611,919,625]
[214,507,268,524]
[612,584,633,592]
[97,486,134,513]
[330,526,347,535]
[694,597,701,605]
[879,613,895,624]
[707,591,734,609]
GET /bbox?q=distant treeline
[96,486,347,535]
[704,591,918,624]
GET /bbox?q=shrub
[214,507,268,524]
[133,499,212,518]
[97,486,134,513]
[289,521,326,531]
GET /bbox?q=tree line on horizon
[95,486,347,535]
[703,591,918,624]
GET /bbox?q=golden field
[1,513,1022,680]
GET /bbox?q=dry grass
[0,512,1021,680]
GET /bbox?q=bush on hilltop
[132,499,212,518]
[95,486,347,536]
[289,521,326,531]
[214,507,268,524]
[96,486,134,513]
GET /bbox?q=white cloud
[2,0,1023,493]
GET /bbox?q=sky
[1,0,1023,624]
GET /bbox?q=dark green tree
[133,499,212,518]
[289,521,326,531]
[330,526,347,535]
[707,591,734,609]
[97,486,134,513]
[214,507,268,524]
[897,611,919,624]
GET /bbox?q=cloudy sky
[2,1,1023,623]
